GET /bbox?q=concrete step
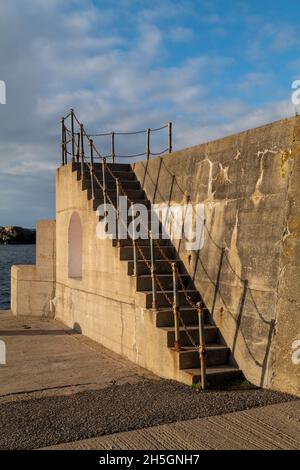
[81,169,136,181]
[163,324,218,347]
[155,306,208,327]
[120,245,176,261]
[72,162,132,172]
[136,274,190,292]
[184,365,243,386]
[83,178,141,191]
[178,345,229,369]
[93,198,150,212]
[111,214,165,234]
[107,163,132,171]
[115,238,170,248]
[87,187,145,201]
[128,259,185,276]
[142,289,200,309]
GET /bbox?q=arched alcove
[68,212,82,279]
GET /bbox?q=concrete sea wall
[134,116,300,396]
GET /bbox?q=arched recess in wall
[68,212,82,279]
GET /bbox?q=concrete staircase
[73,162,242,386]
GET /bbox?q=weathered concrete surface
[134,116,300,396]
[11,220,56,317]
[45,400,300,450]
[0,310,155,398]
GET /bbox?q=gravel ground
[0,379,295,450]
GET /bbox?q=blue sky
[0,0,299,226]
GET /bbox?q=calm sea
[0,245,36,310]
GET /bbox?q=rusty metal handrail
[61,108,172,164]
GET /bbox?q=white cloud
[236,72,273,92]
[175,98,296,149]
[246,18,298,60]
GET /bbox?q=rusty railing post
[80,123,85,179]
[172,262,181,351]
[146,128,150,161]
[70,109,75,162]
[116,177,120,246]
[61,117,66,165]
[111,131,116,163]
[102,157,107,217]
[89,139,95,199]
[150,230,157,309]
[168,122,172,154]
[76,132,80,162]
[197,301,206,390]
[131,202,137,276]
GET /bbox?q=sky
[0,0,300,227]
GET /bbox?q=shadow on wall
[136,158,276,388]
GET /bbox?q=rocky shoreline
[0,226,36,245]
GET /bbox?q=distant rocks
[0,226,36,245]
